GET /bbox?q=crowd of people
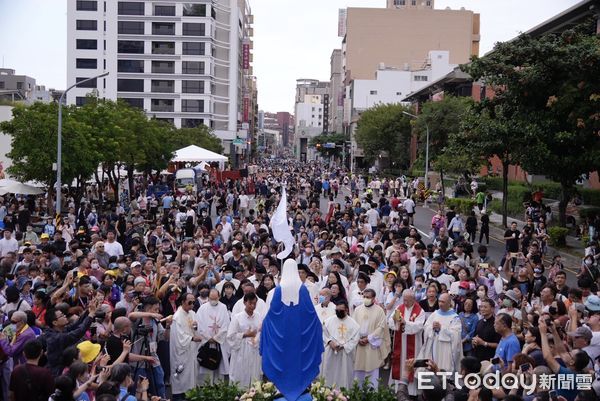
[0,159,599,401]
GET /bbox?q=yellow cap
[77,341,101,363]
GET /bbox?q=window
[182,3,207,16]
[0,82,4,89]
[151,99,174,112]
[182,118,204,128]
[396,92,402,96]
[182,61,204,74]
[152,42,175,55]
[118,40,144,54]
[369,90,378,95]
[394,0,406,5]
[76,20,97,30]
[181,99,203,112]
[154,5,175,16]
[182,23,205,36]
[182,80,204,93]
[117,79,144,92]
[76,58,97,69]
[182,42,205,55]
[118,60,144,73]
[151,61,174,74]
[426,0,431,5]
[76,39,97,49]
[76,1,97,11]
[152,22,175,35]
[119,98,144,108]
[118,2,144,15]
[76,77,97,88]
[118,21,144,34]
[151,80,174,93]
[414,75,428,81]
[411,0,416,5]
[16,82,23,90]
[76,97,91,106]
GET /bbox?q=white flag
[271,186,295,259]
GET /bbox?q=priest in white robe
[388,289,426,395]
[232,282,268,317]
[351,288,391,387]
[322,302,360,389]
[227,292,264,388]
[195,289,231,384]
[417,293,463,373]
[316,288,336,326]
[170,293,203,399]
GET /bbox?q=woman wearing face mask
[384,278,406,317]
[475,285,489,310]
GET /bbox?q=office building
[66,0,255,150]
[294,79,329,161]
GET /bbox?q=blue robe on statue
[260,285,323,401]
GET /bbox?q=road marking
[416,229,430,239]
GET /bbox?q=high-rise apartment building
[66,0,255,149]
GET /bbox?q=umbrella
[0,182,44,195]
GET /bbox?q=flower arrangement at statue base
[238,381,277,401]
[310,378,347,401]
[185,377,394,401]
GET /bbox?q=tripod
[131,324,157,397]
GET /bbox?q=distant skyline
[0,0,582,113]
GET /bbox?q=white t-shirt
[403,199,416,214]
[103,240,124,257]
[0,238,19,257]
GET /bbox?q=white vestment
[316,303,336,326]
[387,304,426,395]
[227,309,264,388]
[170,307,199,395]
[322,315,360,389]
[195,301,231,383]
[418,309,463,373]
[232,296,268,317]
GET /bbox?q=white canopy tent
[171,145,227,168]
[0,181,44,195]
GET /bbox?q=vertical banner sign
[242,42,250,70]
[243,97,249,122]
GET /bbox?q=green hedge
[580,207,600,220]
[446,198,476,214]
[581,189,600,207]
[548,226,569,247]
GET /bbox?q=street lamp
[56,71,109,217]
[403,110,430,191]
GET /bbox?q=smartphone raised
[413,359,429,368]
[491,357,501,365]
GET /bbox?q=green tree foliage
[464,21,600,226]
[413,96,475,194]
[354,103,412,168]
[1,97,225,203]
[309,132,347,157]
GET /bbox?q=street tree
[413,95,474,196]
[465,21,600,226]
[1,102,97,209]
[354,103,413,169]
[309,132,347,158]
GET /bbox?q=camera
[135,323,152,336]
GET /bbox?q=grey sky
[0,0,582,113]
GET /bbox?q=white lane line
[416,229,431,239]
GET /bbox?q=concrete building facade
[329,49,344,134]
[294,79,330,161]
[343,6,480,82]
[66,0,255,151]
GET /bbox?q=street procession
[0,1,599,401]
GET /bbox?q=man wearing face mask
[194,289,230,384]
[351,288,391,387]
[216,265,240,294]
[322,302,360,389]
[316,288,336,325]
[0,311,36,365]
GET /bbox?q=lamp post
[56,71,109,217]
[403,111,429,191]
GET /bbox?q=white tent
[0,182,44,195]
[171,145,227,164]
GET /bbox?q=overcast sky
[0,0,582,113]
